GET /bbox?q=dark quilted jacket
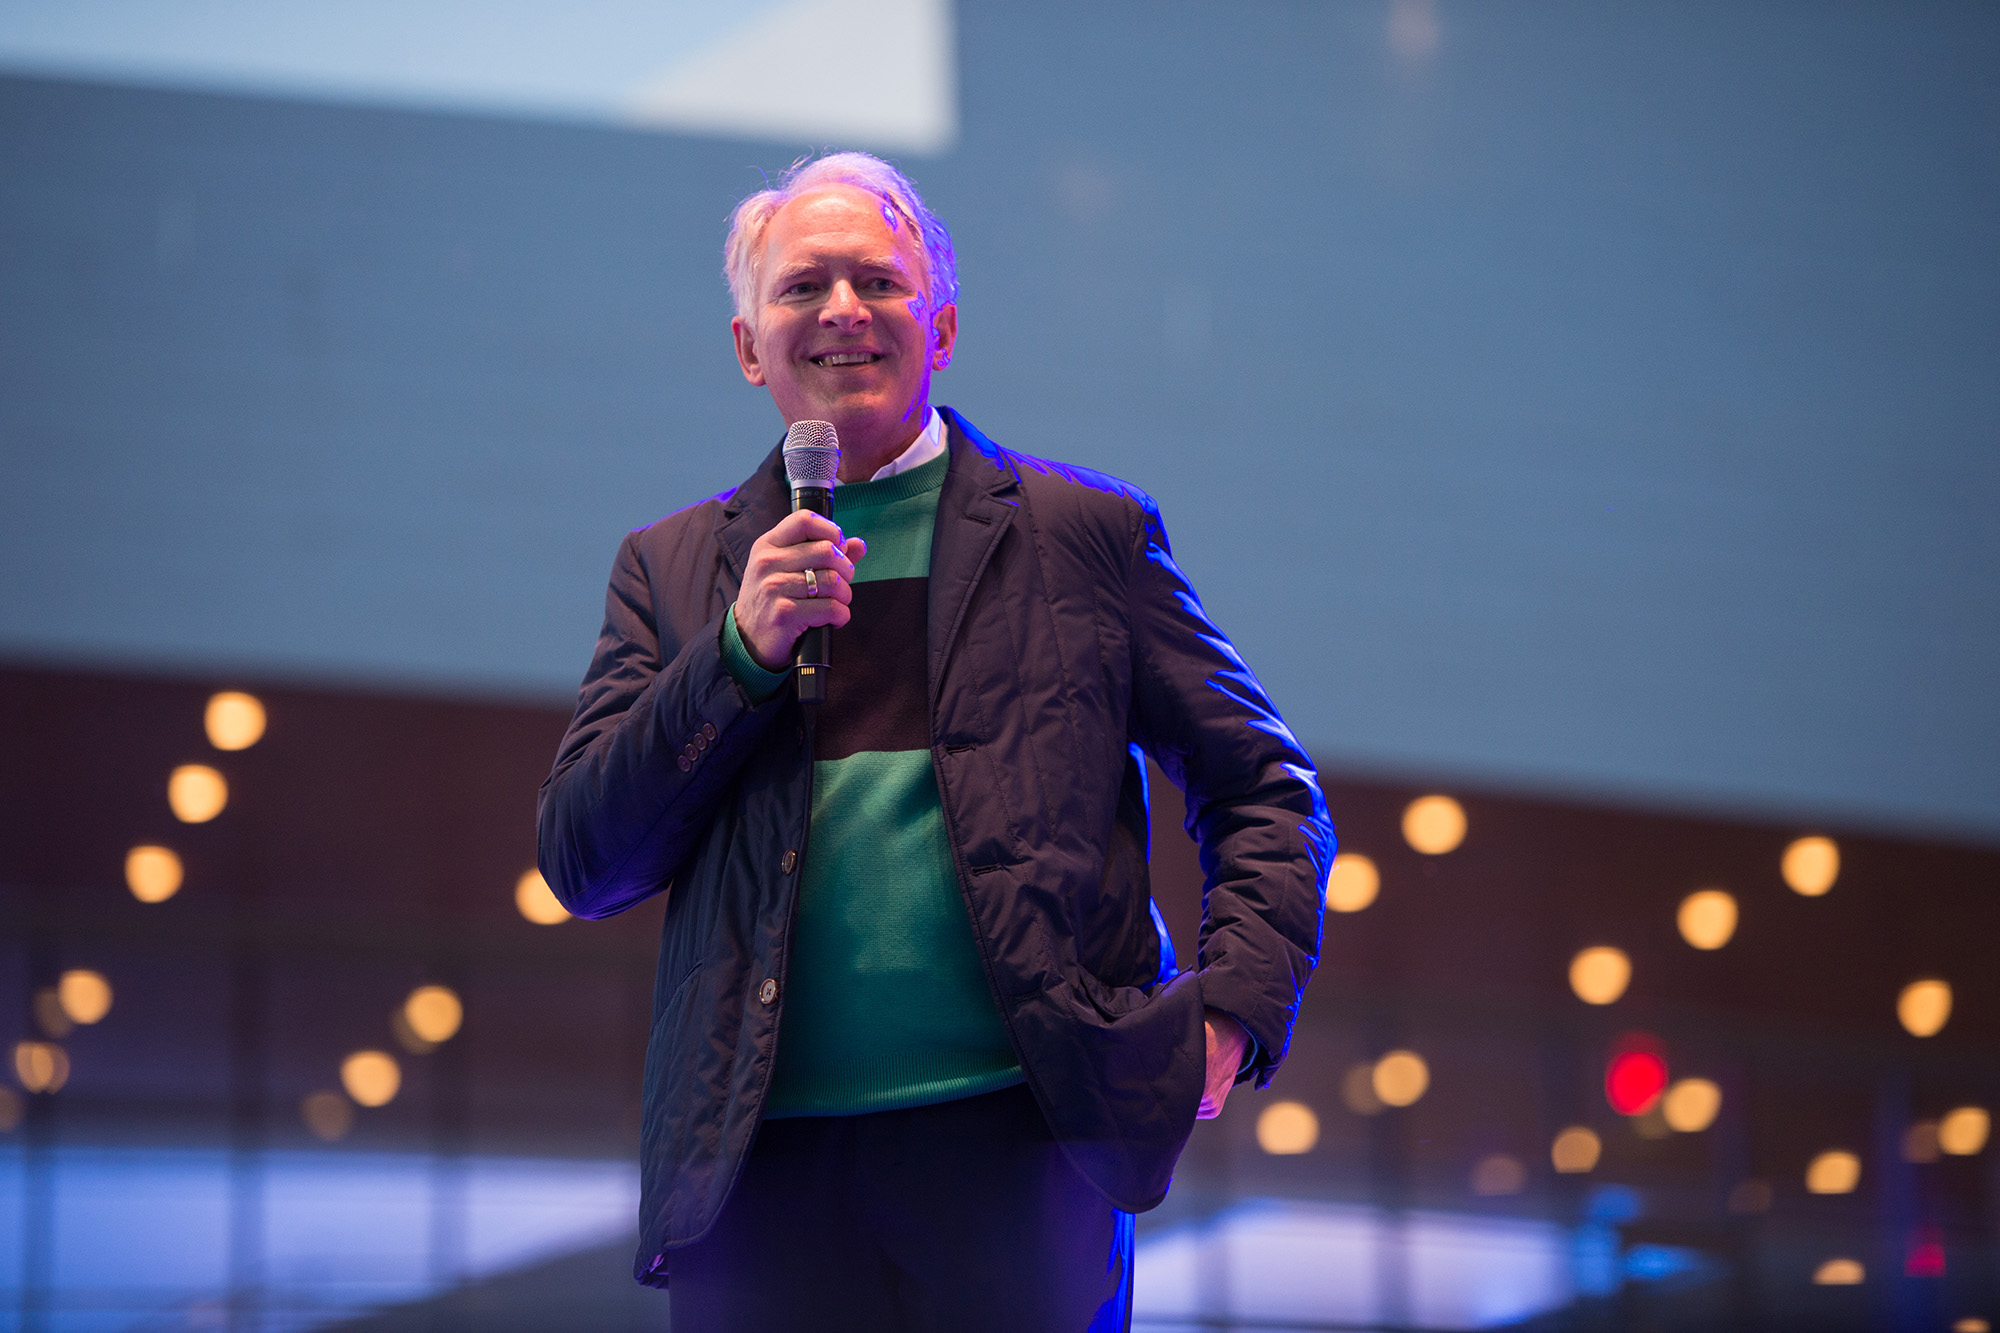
[537,409,1333,1285]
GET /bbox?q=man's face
[732,185,957,468]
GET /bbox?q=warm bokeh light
[1569,946,1631,1005]
[301,1090,354,1142]
[1662,1078,1722,1133]
[57,970,113,1025]
[167,764,228,823]
[1402,795,1466,854]
[1605,1050,1668,1116]
[391,1010,433,1055]
[124,845,184,903]
[1341,1062,1385,1116]
[1470,1153,1526,1196]
[1782,835,1839,896]
[1954,1319,1992,1333]
[340,1050,401,1107]
[1372,1050,1430,1108]
[1324,853,1380,913]
[204,691,267,750]
[1897,979,1953,1038]
[403,985,463,1044]
[1939,1107,1990,1157]
[0,1087,22,1132]
[515,869,571,924]
[1676,889,1738,950]
[14,1041,70,1093]
[1813,1258,1865,1286]
[1806,1150,1861,1195]
[1550,1126,1602,1173]
[1255,1100,1320,1155]
[1903,1121,1942,1164]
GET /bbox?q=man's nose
[820,280,870,327]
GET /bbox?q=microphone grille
[782,420,840,486]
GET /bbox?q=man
[537,151,1331,1331]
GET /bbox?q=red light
[1906,1229,1945,1278]
[1606,1051,1668,1115]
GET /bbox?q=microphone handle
[791,485,834,704]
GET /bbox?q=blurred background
[1,1,1996,1329]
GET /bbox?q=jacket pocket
[641,961,709,1129]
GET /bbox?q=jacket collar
[715,442,788,583]
[929,408,1019,692]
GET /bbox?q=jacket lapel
[929,408,1019,702]
[715,441,791,585]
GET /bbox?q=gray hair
[723,151,959,327]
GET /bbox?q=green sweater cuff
[721,604,790,703]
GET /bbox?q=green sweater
[720,451,1024,1117]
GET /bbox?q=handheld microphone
[781,420,840,705]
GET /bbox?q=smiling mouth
[811,352,882,367]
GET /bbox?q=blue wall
[2,1,1996,836]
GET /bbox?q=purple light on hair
[723,151,958,326]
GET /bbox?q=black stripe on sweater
[815,576,930,761]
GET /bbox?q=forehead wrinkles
[768,251,916,285]
[754,187,928,301]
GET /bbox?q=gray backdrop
[3,1,1996,838]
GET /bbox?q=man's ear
[732,315,768,387]
[930,303,958,371]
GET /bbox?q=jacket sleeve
[536,528,788,919]
[1124,496,1334,1086]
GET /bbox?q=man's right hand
[734,509,866,671]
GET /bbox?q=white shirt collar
[859,408,947,483]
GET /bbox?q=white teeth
[817,353,876,366]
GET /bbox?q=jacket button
[780,849,797,875]
[682,743,699,762]
[759,978,778,1005]
[694,731,708,752]
[677,755,691,773]
[702,722,718,741]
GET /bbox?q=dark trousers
[666,1083,1134,1332]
